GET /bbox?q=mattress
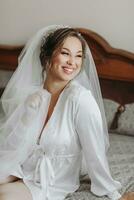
[66,133,134,199]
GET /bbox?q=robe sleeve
[75,90,122,200]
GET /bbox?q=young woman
[0,25,130,200]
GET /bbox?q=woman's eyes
[61,51,82,58]
[61,51,69,55]
[77,55,82,58]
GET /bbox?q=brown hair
[39,28,86,77]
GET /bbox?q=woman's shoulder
[66,80,92,101]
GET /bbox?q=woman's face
[47,36,83,83]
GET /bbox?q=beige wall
[0,0,134,52]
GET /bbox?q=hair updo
[39,28,86,78]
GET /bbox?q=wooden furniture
[0,28,134,104]
[76,28,134,105]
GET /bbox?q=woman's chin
[61,71,78,81]
[61,75,75,82]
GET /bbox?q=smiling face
[46,36,83,83]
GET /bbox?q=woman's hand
[119,192,134,200]
[25,91,42,109]
[21,91,42,126]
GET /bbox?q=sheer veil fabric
[0,25,109,179]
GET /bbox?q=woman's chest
[39,97,81,156]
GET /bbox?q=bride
[0,25,132,200]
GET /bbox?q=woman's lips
[62,66,74,74]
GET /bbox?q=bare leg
[0,176,20,185]
[0,180,32,200]
[120,192,134,200]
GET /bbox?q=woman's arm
[75,89,122,200]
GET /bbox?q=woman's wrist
[107,190,122,200]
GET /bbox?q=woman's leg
[121,192,134,200]
[0,176,20,185]
[0,180,32,200]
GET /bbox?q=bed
[0,28,134,199]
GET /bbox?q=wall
[0,0,134,52]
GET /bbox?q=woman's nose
[67,56,75,66]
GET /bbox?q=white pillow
[117,103,134,136]
[103,99,119,130]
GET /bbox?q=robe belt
[33,145,54,199]
[33,145,81,198]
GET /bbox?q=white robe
[9,81,121,200]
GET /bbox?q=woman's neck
[43,76,69,96]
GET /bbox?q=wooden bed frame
[0,28,134,105]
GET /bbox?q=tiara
[41,25,70,45]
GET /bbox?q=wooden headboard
[0,28,134,105]
[77,28,134,105]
